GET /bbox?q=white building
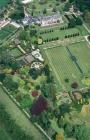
[31,62,43,69]
[22,16,41,26]
[31,49,44,62]
[22,0,33,4]
[22,12,63,27]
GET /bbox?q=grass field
[85,22,90,30]
[0,85,46,140]
[0,24,17,42]
[0,124,12,140]
[27,0,65,16]
[10,48,23,58]
[40,28,79,40]
[69,41,90,75]
[45,41,90,91]
[0,0,11,8]
[38,25,88,42]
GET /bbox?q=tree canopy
[69,0,90,12]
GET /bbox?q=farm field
[45,41,90,91]
[0,24,17,42]
[0,85,47,140]
[10,48,23,58]
[0,0,11,8]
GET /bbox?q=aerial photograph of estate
[0,0,90,140]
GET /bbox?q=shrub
[71,82,78,89]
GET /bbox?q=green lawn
[45,41,90,91]
[85,22,90,30]
[69,41,90,75]
[0,0,11,8]
[0,30,9,40]
[0,124,12,140]
[10,48,22,58]
[40,28,78,40]
[50,118,64,133]
[0,24,16,42]
[27,0,66,16]
[0,85,47,140]
[38,25,88,42]
[77,26,88,36]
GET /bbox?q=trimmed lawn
[0,30,9,40]
[45,41,90,91]
[0,24,16,42]
[38,25,88,41]
[0,125,12,140]
[0,85,47,140]
[0,0,11,8]
[77,26,88,36]
[10,48,22,58]
[3,24,16,31]
[45,46,81,91]
[85,22,90,30]
[39,27,79,40]
[69,41,90,75]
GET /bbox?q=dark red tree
[30,96,47,115]
[32,90,38,97]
